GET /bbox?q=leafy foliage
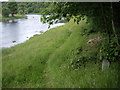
[100,38,120,62]
[41,2,120,62]
[41,2,120,43]
[2,2,18,17]
[7,2,18,16]
[2,2,48,16]
[2,7,10,17]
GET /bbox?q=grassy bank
[0,15,27,22]
[2,19,120,88]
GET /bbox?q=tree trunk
[110,2,119,46]
[100,3,107,31]
[11,13,14,17]
[101,3,110,44]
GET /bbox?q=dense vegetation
[1,2,48,21]
[2,2,120,88]
[2,2,48,17]
[41,2,120,62]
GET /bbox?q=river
[0,14,65,49]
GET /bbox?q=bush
[100,38,120,62]
[69,52,98,70]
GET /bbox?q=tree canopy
[2,2,18,17]
[40,2,120,62]
[41,2,120,44]
[7,2,18,16]
[2,2,49,16]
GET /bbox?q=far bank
[0,15,27,22]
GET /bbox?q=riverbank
[2,19,120,88]
[1,14,65,48]
[0,15,27,22]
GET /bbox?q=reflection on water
[0,14,65,49]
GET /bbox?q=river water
[0,14,65,49]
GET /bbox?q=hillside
[2,19,120,88]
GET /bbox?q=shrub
[100,38,120,62]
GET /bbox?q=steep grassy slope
[2,20,120,88]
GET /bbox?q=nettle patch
[67,41,95,70]
[69,47,99,71]
[70,57,87,70]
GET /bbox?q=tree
[17,3,28,14]
[40,2,120,62]
[41,2,120,44]
[2,7,10,17]
[2,2,47,16]
[2,2,10,17]
[7,2,18,16]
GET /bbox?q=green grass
[2,19,120,88]
[0,15,27,22]
[28,13,40,15]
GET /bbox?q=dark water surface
[0,14,65,49]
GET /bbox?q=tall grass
[2,19,120,88]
